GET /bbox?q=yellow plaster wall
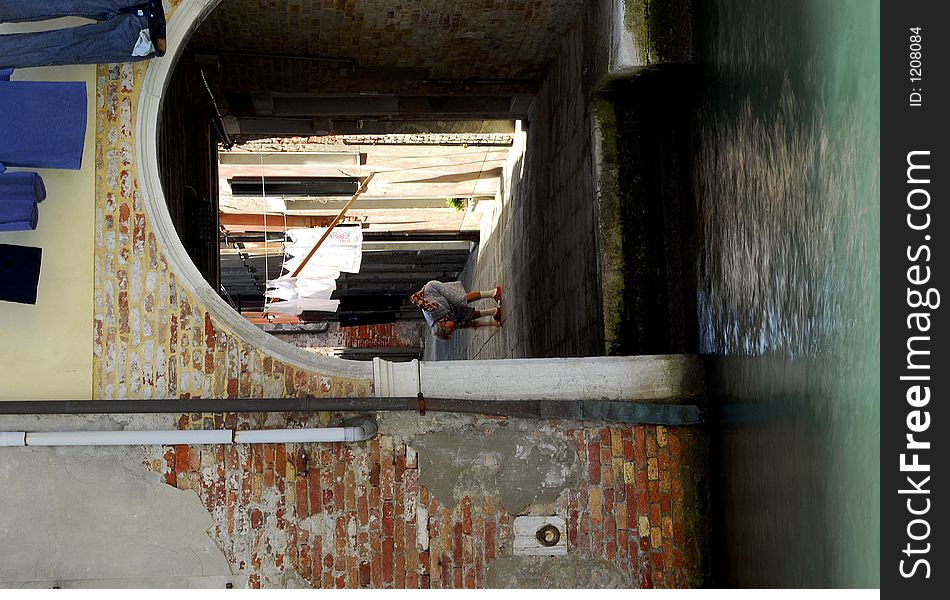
[0,61,97,400]
[1,5,372,403]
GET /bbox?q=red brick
[406,572,419,589]
[462,497,473,534]
[174,445,189,473]
[622,429,635,461]
[395,454,406,482]
[605,538,617,560]
[673,523,685,547]
[587,444,601,482]
[382,500,395,537]
[250,508,263,529]
[295,477,309,518]
[591,527,603,557]
[420,575,430,589]
[634,427,647,463]
[358,486,369,526]
[640,569,653,589]
[263,466,275,488]
[293,447,308,472]
[660,470,671,492]
[599,428,611,447]
[334,481,345,511]
[639,535,651,553]
[651,551,663,571]
[673,548,685,569]
[309,470,323,514]
[453,567,463,589]
[635,466,648,490]
[671,478,683,503]
[453,523,463,563]
[382,537,395,586]
[659,446,671,470]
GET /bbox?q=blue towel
[0,68,87,172]
[0,171,45,231]
[0,243,42,304]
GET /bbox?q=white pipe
[0,432,26,447]
[0,419,378,448]
[25,430,233,447]
[235,427,346,444]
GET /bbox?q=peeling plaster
[404,419,581,514]
[0,415,231,586]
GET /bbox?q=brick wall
[93,0,708,588]
[190,0,587,96]
[145,417,707,588]
[266,323,426,357]
[94,34,369,400]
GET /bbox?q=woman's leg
[466,306,502,325]
[455,316,501,330]
[464,286,502,303]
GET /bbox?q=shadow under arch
[134,0,372,382]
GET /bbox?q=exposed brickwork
[144,419,707,588]
[98,0,708,588]
[261,322,425,358]
[93,8,370,401]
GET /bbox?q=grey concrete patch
[485,555,630,588]
[410,423,580,513]
[0,415,232,586]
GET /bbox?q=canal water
[692,0,880,588]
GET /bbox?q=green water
[693,0,880,587]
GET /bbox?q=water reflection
[692,0,880,587]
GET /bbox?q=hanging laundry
[0,0,167,69]
[264,276,337,302]
[0,171,45,231]
[0,69,86,172]
[0,243,42,304]
[264,225,364,315]
[265,298,341,316]
[282,226,364,275]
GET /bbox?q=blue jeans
[0,0,153,68]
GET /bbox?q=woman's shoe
[493,286,502,303]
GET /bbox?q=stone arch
[133,0,370,386]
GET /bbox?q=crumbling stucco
[406,420,581,514]
[0,415,232,587]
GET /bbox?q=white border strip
[134,0,372,381]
